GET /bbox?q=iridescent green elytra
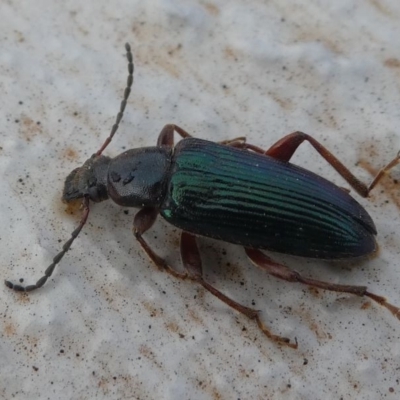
[161,138,376,259]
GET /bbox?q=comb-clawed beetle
[6,43,400,348]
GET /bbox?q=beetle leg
[133,207,188,279]
[157,124,247,148]
[262,131,400,197]
[367,150,400,193]
[228,141,265,153]
[157,124,193,147]
[218,137,247,146]
[246,248,400,321]
[133,212,297,347]
[181,232,298,348]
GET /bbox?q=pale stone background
[1,1,400,399]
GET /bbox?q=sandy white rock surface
[1,1,400,399]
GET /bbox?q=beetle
[5,43,400,348]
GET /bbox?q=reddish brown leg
[228,141,265,153]
[132,216,297,348]
[157,124,193,147]
[218,136,247,146]
[157,124,247,148]
[263,131,400,197]
[133,207,187,279]
[181,232,298,348]
[245,248,400,321]
[158,128,399,196]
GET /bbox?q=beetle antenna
[5,197,91,292]
[96,43,134,156]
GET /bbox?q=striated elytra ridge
[160,138,377,259]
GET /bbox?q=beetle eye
[88,177,97,187]
[88,186,99,201]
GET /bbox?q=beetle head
[62,154,111,203]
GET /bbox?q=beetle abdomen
[160,138,377,259]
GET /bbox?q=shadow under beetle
[6,43,400,348]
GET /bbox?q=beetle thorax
[107,146,172,208]
[62,154,111,203]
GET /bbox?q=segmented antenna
[96,43,134,156]
[5,43,134,292]
[5,197,90,292]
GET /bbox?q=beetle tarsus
[180,231,297,348]
[365,291,400,320]
[367,151,400,193]
[246,247,400,324]
[254,311,298,349]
